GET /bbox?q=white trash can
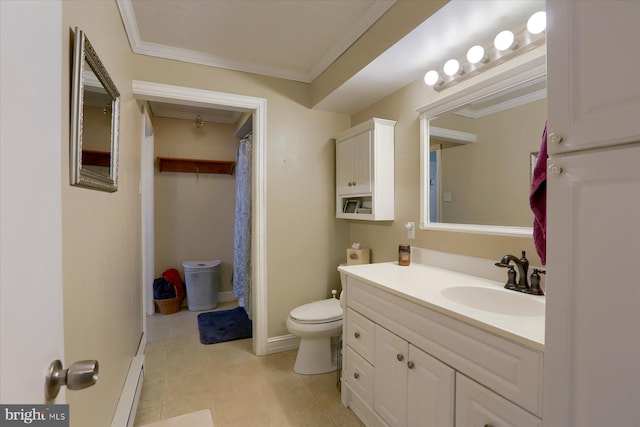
[182,260,221,311]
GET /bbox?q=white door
[374,325,408,427]
[0,0,66,403]
[141,105,155,319]
[547,0,640,155]
[544,144,640,427]
[407,344,454,427]
[351,130,372,195]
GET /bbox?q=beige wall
[153,116,238,294]
[132,56,351,337]
[62,1,142,426]
[435,98,546,226]
[350,48,546,267]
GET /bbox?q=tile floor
[134,302,364,427]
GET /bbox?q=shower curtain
[233,135,252,318]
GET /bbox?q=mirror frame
[70,27,120,192]
[417,53,546,237]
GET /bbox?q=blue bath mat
[197,307,252,345]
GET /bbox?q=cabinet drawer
[456,374,541,427]
[348,278,543,416]
[345,346,375,408]
[346,308,375,363]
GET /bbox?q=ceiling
[117,0,545,121]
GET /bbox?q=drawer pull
[397,354,404,362]
[354,372,360,379]
[407,361,415,369]
[354,332,360,339]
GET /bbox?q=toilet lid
[290,298,343,323]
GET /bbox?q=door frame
[133,81,268,356]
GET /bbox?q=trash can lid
[182,260,221,269]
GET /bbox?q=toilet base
[293,336,336,375]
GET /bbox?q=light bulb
[443,59,460,76]
[527,11,546,35]
[424,70,440,86]
[466,45,487,64]
[494,30,517,51]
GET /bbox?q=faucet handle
[529,269,545,295]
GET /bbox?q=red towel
[530,122,547,265]
[163,268,185,299]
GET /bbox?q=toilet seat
[290,298,342,324]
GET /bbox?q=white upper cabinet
[335,118,396,220]
[547,0,640,154]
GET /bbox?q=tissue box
[347,248,370,265]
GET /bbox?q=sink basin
[440,286,545,316]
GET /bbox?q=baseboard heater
[111,334,145,427]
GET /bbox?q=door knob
[45,359,99,401]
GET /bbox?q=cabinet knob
[549,164,563,175]
[354,372,360,379]
[549,133,563,145]
[407,361,415,369]
[396,354,404,362]
[352,181,357,186]
[347,182,353,187]
[483,424,493,427]
[354,332,360,339]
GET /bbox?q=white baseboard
[111,348,145,427]
[266,334,299,354]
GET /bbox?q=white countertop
[339,262,545,351]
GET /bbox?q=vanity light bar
[425,11,546,92]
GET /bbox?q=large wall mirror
[70,27,120,192]
[418,55,546,237]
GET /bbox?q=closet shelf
[157,157,236,175]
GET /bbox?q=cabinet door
[547,0,640,155]
[544,144,640,427]
[336,139,353,196]
[374,325,408,427]
[350,130,372,194]
[407,344,455,427]
[456,374,541,427]
[336,131,371,196]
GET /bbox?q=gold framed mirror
[70,27,120,192]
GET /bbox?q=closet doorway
[134,81,268,356]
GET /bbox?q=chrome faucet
[495,250,530,292]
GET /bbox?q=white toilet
[286,278,345,375]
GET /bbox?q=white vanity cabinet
[342,275,543,427]
[335,118,395,220]
[544,2,640,426]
